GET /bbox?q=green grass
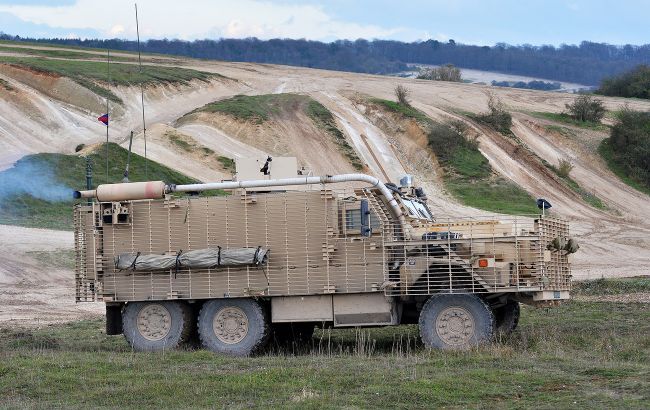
[573,277,650,296]
[0,44,116,60]
[0,56,218,103]
[529,111,609,131]
[0,143,201,230]
[445,179,540,214]
[598,138,650,196]
[369,98,430,123]
[1,278,649,408]
[193,93,309,123]
[217,156,235,172]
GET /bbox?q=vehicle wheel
[493,300,520,336]
[418,294,495,350]
[198,298,269,357]
[271,323,315,348]
[122,301,191,351]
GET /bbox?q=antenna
[135,2,148,179]
[105,48,111,183]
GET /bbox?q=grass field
[0,278,648,408]
[0,143,200,230]
[0,56,218,103]
[528,111,609,131]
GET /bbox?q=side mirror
[360,199,371,237]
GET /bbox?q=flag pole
[106,48,111,183]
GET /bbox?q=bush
[557,159,573,178]
[417,64,462,82]
[476,92,512,134]
[394,85,411,106]
[565,94,606,122]
[606,108,650,188]
[598,65,650,99]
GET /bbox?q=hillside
[1,40,650,327]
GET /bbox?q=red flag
[98,113,109,125]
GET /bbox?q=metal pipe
[170,174,406,236]
[73,174,408,236]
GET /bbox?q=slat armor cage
[74,187,571,303]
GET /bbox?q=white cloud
[110,24,125,36]
[0,0,418,41]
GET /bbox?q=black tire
[419,294,495,350]
[122,301,191,352]
[270,323,315,349]
[198,298,269,357]
[494,300,520,336]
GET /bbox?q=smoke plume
[0,159,71,202]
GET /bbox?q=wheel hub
[213,306,249,344]
[136,303,172,341]
[435,306,475,346]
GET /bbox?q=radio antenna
[135,2,148,179]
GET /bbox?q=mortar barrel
[73,181,166,201]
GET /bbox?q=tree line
[2,33,650,85]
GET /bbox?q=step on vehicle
[73,157,576,355]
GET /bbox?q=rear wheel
[493,300,520,336]
[122,301,191,351]
[418,294,495,350]
[198,298,269,357]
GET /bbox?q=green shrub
[604,108,650,189]
[598,64,650,99]
[565,94,606,122]
[476,92,512,135]
[394,84,411,105]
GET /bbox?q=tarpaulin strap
[127,252,141,271]
[254,246,262,265]
[217,246,222,267]
[175,250,183,278]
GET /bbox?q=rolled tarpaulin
[115,247,269,271]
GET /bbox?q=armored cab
[73,157,573,355]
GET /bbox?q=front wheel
[198,298,269,357]
[418,294,495,350]
[122,301,191,351]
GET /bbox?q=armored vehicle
[73,157,573,355]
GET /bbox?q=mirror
[360,199,371,237]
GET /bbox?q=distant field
[0,56,219,103]
[0,278,648,408]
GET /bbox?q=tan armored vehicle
[73,157,573,355]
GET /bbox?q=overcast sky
[0,0,647,45]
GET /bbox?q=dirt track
[1,49,650,325]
